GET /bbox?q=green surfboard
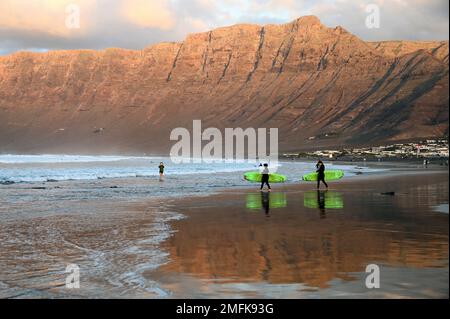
[302,170,344,182]
[246,193,288,210]
[304,191,344,209]
[244,171,287,183]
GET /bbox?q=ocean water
[0,154,384,184]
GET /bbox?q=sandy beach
[0,160,448,299]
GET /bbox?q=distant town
[283,139,449,162]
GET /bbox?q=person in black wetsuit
[159,162,165,181]
[316,160,328,189]
[260,163,271,191]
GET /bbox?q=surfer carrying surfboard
[316,160,329,189]
[260,163,272,191]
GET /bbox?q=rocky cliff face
[0,16,448,154]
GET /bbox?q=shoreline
[1,155,446,183]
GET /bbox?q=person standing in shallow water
[159,162,165,181]
[260,163,271,191]
[316,160,328,189]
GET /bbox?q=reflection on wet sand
[158,174,449,297]
[246,192,288,216]
[304,190,344,218]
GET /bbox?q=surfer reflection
[261,191,270,216]
[303,190,344,216]
[246,192,286,213]
[317,190,327,218]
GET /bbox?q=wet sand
[0,168,448,298]
[149,172,449,298]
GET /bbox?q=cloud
[0,0,448,55]
[309,0,450,41]
[0,0,95,36]
[121,0,176,30]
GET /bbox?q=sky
[0,0,448,55]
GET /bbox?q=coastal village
[284,139,449,161]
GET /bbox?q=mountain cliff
[0,16,448,154]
